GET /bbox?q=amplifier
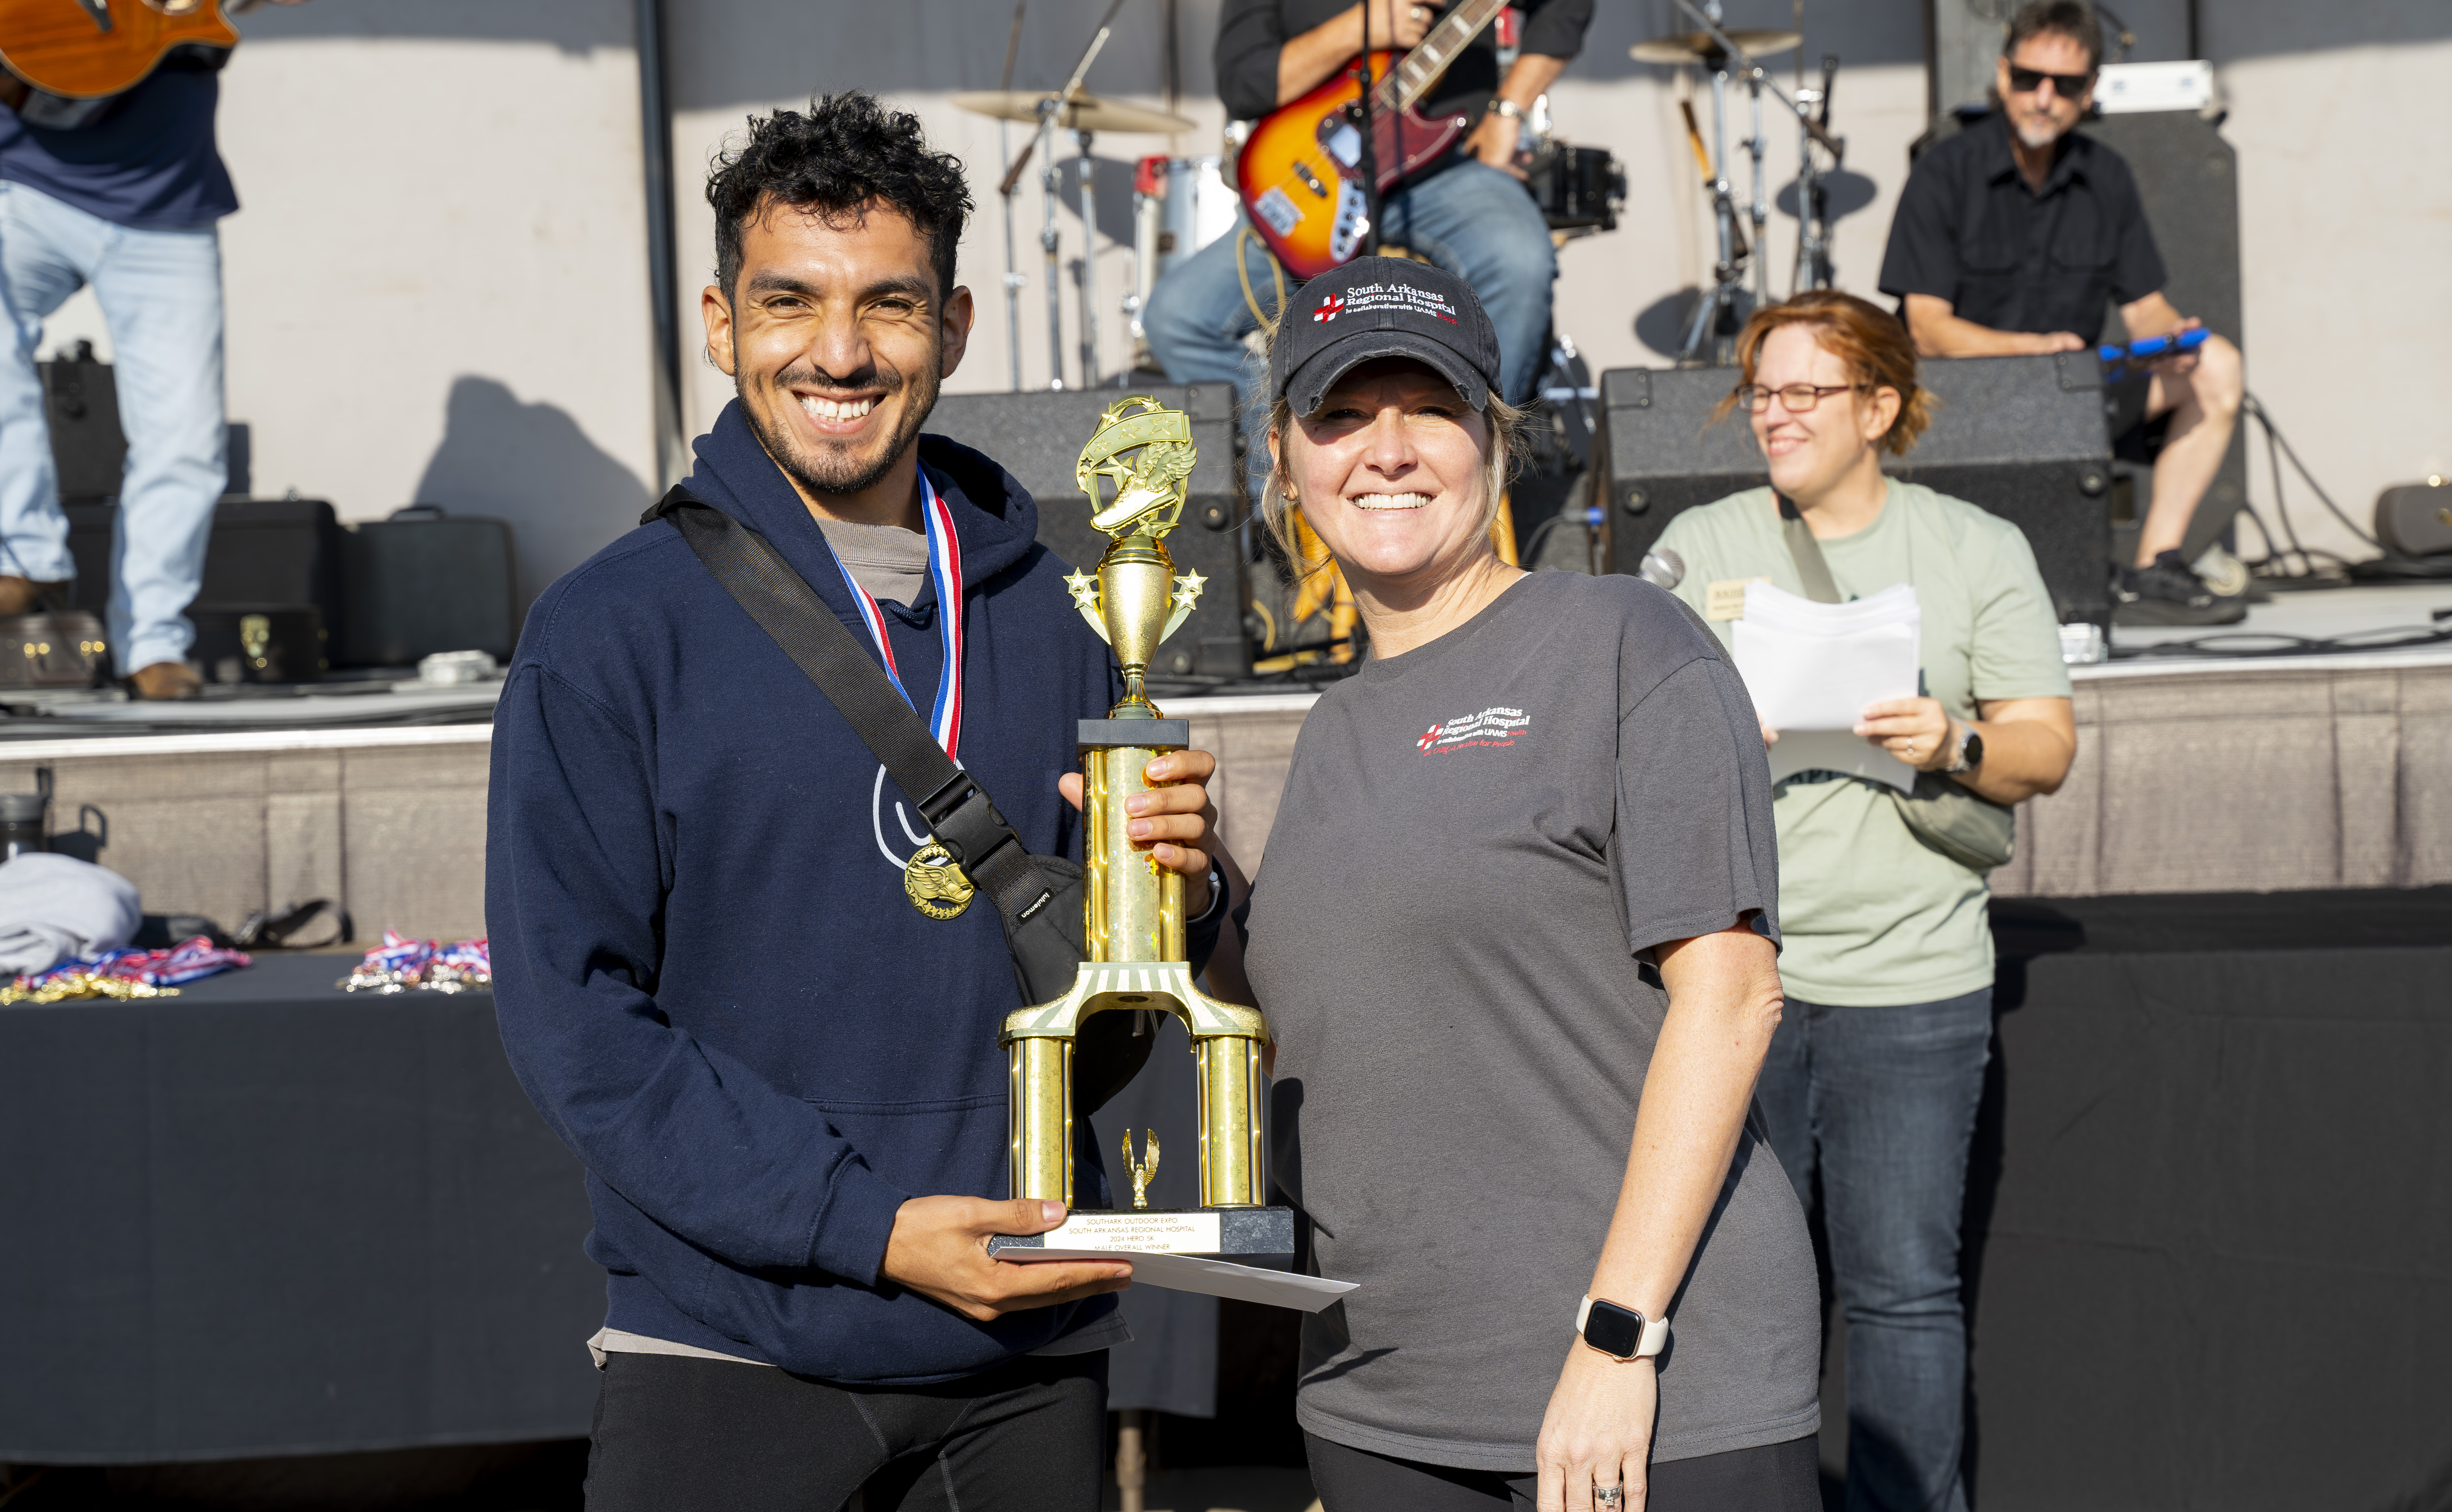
[65,498,346,638]
[924,385,1251,677]
[337,506,519,666]
[1600,353,2114,625]
[40,341,125,504]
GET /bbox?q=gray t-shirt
[814,516,930,605]
[1243,569,1821,1472]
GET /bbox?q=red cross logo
[1313,295,1345,323]
[1417,723,1443,752]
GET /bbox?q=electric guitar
[0,0,255,110]
[1236,0,1508,280]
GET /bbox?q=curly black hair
[706,92,973,301]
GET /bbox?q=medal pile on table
[338,931,491,993]
[0,936,254,1004]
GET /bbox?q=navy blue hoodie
[487,402,1123,1383]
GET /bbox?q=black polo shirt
[1879,112,2165,343]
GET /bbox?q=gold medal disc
[903,841,975,919]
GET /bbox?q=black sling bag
[644,485,1153,1112]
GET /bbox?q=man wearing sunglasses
[1879,0,2247,627]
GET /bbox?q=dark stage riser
[1601,353,2114,626]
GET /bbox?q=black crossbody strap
[644,485,1026,887]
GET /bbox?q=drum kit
[1635,0,1849,365]
[954,0,1847,394]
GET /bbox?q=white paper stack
[1731,581,1922,794]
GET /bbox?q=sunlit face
[703,197,972,502]
[1996,30,2095,151]
[1275,358,1493,589]
[1747,323,1898,502]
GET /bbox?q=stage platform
[0,581,2441,937]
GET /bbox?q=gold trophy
[990,398,1293,1265]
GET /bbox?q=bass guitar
[1236,0,1507,280]
[0,0,253,113]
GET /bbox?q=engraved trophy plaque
[989,397,1295,1266]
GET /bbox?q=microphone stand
[1354,2,1381,257]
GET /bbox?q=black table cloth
[0,956,602,1463]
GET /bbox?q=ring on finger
[1594,1485,1624,1508]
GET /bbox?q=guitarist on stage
[1143,0,1589,444]
[0,0,309,701]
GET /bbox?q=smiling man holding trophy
[489,95,1249,1512]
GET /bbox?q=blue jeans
[1757,990,1993,1512]
[1141,158,1556,476]
[0,182,225,674]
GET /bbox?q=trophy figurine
[991,397,1294,1266]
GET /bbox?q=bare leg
[2134,333,2243,566]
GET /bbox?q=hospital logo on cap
[1313,294,1345,322]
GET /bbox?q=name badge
[1706,578,1767,621]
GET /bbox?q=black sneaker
[2114,551,2249,626]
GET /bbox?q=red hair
[1713,290,1936,456]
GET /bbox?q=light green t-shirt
[1654,481,2071,1005]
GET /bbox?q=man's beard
[2012,112,2065,150]
[745,357,940,501]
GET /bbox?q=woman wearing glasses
[1651,291,2075,1512]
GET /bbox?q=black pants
[585,1350,1108,1512]
[1305,1430,1822,1512]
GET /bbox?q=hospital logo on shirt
[1415,705,1529,755]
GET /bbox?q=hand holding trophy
[992,398,1296,1266]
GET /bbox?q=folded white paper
[1732,580,1922,794]
[1012,1247,1357,1313]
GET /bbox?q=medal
[902,841,976,919]
[825,472,974,919]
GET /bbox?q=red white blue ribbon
[826,469,966,759]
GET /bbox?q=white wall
[41,2,660,613]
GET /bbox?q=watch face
[1583,1299,1646,1359]
[1964,730,1984,768]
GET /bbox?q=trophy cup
[990,397,1294,1265]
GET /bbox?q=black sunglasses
[2008,64,2093,96]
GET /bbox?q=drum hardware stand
[996,2,1029,392]
[1073,125,1104,387]
[1745,66,1771,313]
[1007,0,1127,391]
[1665,0,1844,356]
[1790,54,1842,294]
[1676,19,1747,365]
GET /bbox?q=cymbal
[950,90,1194,136]
[1629,28,1802,65]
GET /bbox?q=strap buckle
[917,770,1015,873]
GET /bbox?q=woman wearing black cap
[1228,258,1821,1512]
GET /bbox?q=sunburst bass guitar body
[1236,52,1469,281]
[0,0,240,102]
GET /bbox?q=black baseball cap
[1269,257,1502,416]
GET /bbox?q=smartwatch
[1575,1295,1669,1361]
[1944,722,1984,775]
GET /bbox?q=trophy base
[988,1206,1296,1267]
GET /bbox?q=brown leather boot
[0,576,70,617]
[129,661,203,701]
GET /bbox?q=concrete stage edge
[0,650,2444,939]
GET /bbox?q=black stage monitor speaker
[1602,352,2113,625]
[65,497,345,645]
[924,385,1250,678]
[40,341,124,505]
[337,506,519,667]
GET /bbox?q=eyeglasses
[1734,382,1868,414]
[2007,65,2093,96]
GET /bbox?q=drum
[1528,145,1626,236]
[1132,155,1240,329]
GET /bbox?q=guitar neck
[1378,0,1512,116]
